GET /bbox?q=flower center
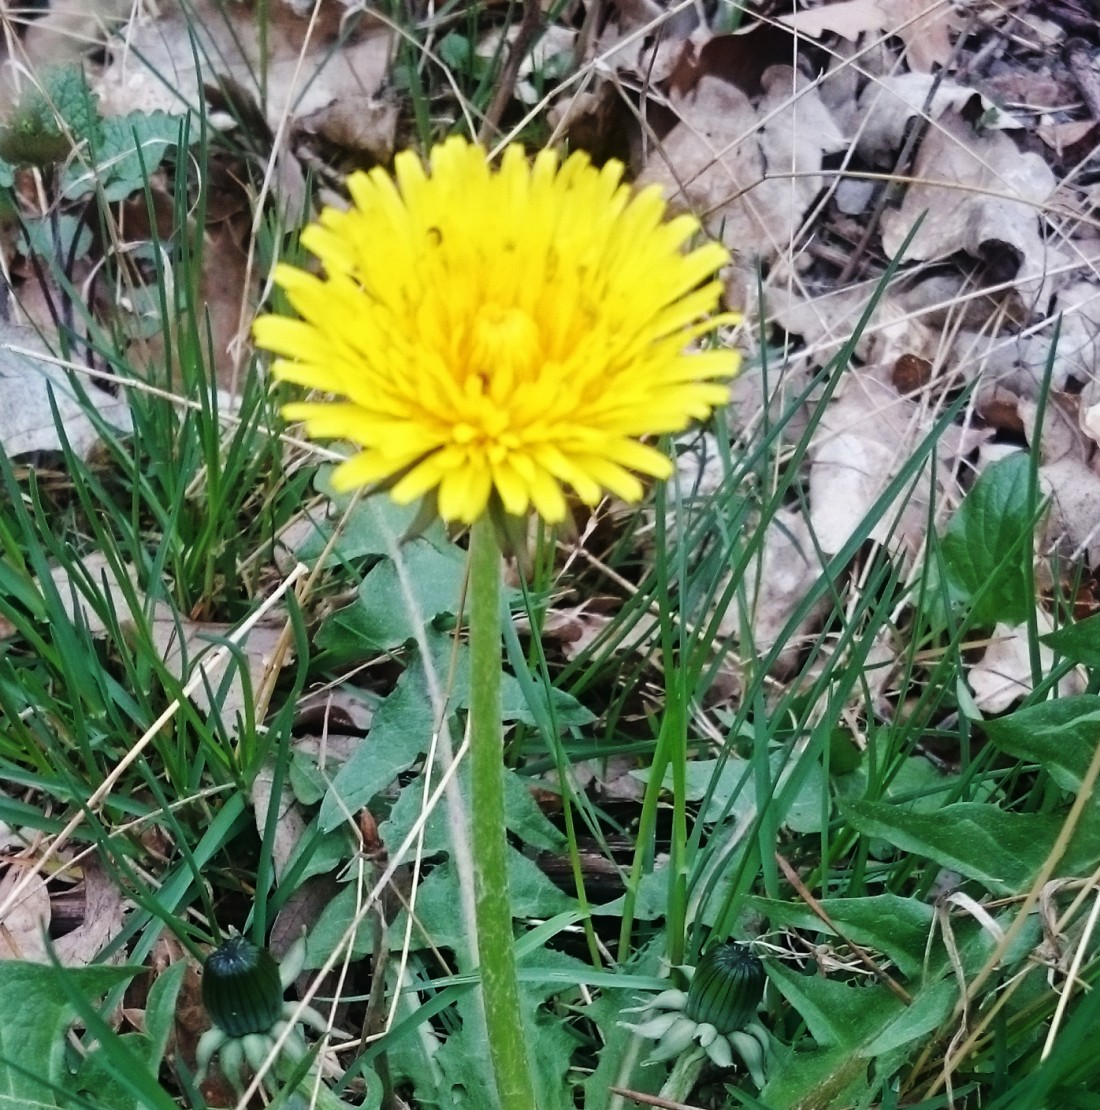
[468,304,540,390]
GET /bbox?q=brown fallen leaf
[96,1,393,134]
[53,858,127,966]
[853,74,1021,166]
[0,325,133,458]
[780,0,956,72]
[1040,456,1100,566]
[968,612,1085,713]
[879,113,1057,299]
[637,70,844,264]
[0,865,51,961]
[715,507,830,679]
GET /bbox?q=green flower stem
[660,1045,708,1102]
[468,516,538,1109]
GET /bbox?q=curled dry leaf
[1015,282,1100,404]
[0,867,51,961]
[1017,394,1085,466]
[0,850,123,966]
[853,74,1020,165]
[968,612,1085,714]
[806,365,979,558]
[879,114,1057,300]
[600,0,707,84]
[779,0,956,73]
[53,858,126,966]
[766,287,941,378]
[14,0,131,72]
[95,0,392,137]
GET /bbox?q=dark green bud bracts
[201,935,284,1038]
[685,942,765,1034]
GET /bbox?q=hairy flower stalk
[255,135,738,1108]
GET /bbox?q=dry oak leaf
[853,73,1021,165]
[0,867,50,961]
[95,0,392,133]
[968,611,1085,714]
[807,364,978,559]
[780,0,956,72]
[879,114,1057,299]
[0,327,133,458]
[1039,456,1100,566]
[637,71,844,263]
[598,0,708,84]
[0,857,125,966]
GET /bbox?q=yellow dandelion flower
[253,136,739,525]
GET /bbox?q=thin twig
[776,852,913,1004]
[478,0,542,144]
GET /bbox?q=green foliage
[71,961,185,1110]
[0,66,99,167]
[983,695,1100,793]
[934,452,1035,627]
[840,798,1100,895]
[66,111,190,202]
[4,9,1098,1106]
[1042,612,1100,666]
[0,962,135,1107]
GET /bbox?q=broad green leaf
[87,112,189,201]
[382,763,564,856]
[767,962,901,1049]
[633,752,824,829]
[939,452,1033,627]
[142,959,187,1073]
[744,894,934,977]
[306,847,574,966]
[863,979,955,1055]
[500,669,594,728]
[582,960,665,1107]
[316,540,467,655]
[298,487,442,563]
[431,994,498,1109]
[1042,613,1100,667]
[44,66,101,145]
[631,758,753,823]
[761,1041,873,1109]
[411,851,576,951]
[983,695,1100,794]
[318,653,435,832]
[840,799,1097,895]
[763,963,957,1106]
[319,641,592,831]
[0,962,133,1105]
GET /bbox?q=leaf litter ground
[3,0,1100,1106]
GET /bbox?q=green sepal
[202,936,284,1037]
[685,942,764,1034]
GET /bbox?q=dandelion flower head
[254,136,738,524]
